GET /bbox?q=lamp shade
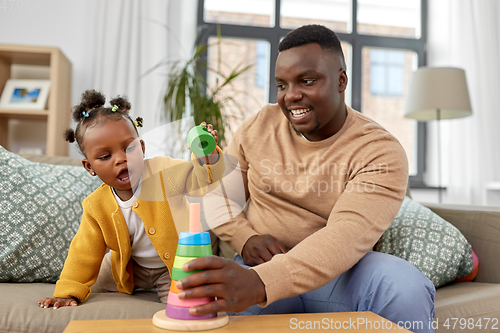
[405,67,472,120]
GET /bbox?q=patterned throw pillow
[375,196,474,288]
[0,146,102,282]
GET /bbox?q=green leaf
[160,24,253,145]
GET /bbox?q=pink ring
[167,291,215,308]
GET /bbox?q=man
[176,24,435,332]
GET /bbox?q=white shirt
[113,181,164,268]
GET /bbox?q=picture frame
[0,79,51,110]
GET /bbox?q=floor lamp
[404,67,473,203]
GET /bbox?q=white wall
[0,1,97,100]
[0,0,98,157]
[0,0,197,159]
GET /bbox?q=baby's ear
[140,140,146,155]
[82,159,95,176]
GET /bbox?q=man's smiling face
[275,42,348,141]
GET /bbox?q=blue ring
[178,231,211,245]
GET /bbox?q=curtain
[427,0,500,205]
[88,0,197,158]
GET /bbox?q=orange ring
[170,279,181,294]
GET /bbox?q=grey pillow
[0,146,102,282]
[375,196,474,287]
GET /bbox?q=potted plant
[161,26,253,146]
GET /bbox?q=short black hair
[278,24,346,68]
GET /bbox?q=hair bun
[72,89,106,122]
[109,96,131,112]
[81,89,106,109]
[63,128,76,143]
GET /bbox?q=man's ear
[338,69,348,93]
[82,159,96,176]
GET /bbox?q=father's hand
[176,256,266,315]
[242,234,287,266]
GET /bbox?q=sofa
[424,202,500,331]
[1,150,500,333]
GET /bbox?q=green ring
[187,126,216,156]
[176,244,212,257]
[172,267,203,281]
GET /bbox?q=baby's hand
[202,122,219,155]
[186,122,219,155]
[38,297,78,309]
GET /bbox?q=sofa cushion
[435,282,500,332]
[0,146,102,283]
[0,283,164,333]
[424,203,500,284]
[375,196,474,288]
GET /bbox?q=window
[357,0,421,38]
[363,47,418,173]
[198,0,427,184]
[255,41,269,88]
[369,49,405,96]
[280,0,351,32]
[204,0,274,27]
[205,37,270,143]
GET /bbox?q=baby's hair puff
[64,89,143,155]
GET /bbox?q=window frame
[197,0,428,186]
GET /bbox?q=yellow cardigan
[54,149,224,302]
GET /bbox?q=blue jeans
[231,251,436,333]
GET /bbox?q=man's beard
[289,116,320,138]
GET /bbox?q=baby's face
[82,117,144,197]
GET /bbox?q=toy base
[153,310,229,331]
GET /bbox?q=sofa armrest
[422,202,500,284]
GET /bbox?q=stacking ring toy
[187,126,216,157]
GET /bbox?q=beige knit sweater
[212,104,408,305]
